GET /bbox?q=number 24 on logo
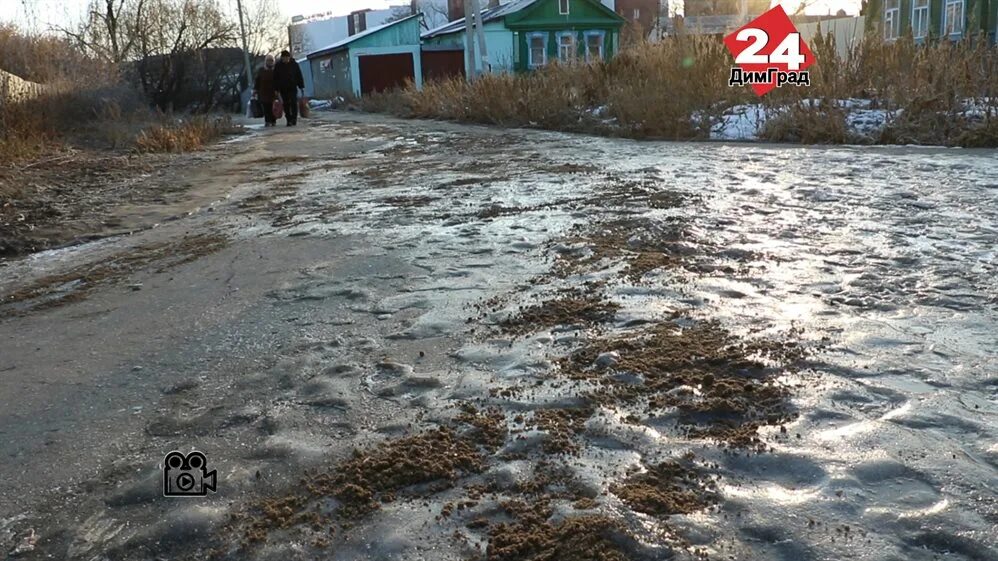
[734,29,806,71]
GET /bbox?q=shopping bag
[245,99,254,118]
[273,98,284,120]
[251,99,264,118]
[298,96,311,119]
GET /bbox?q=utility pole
[463,0,476,80]
[471,0,489,74]
[236,0,254,92]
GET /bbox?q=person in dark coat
[253,54,278,127]
[273,50,305,126]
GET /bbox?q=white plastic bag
[246,99,254,118]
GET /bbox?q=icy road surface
[0,114,995,561]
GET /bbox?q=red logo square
[724,5,816,96]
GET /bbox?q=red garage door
[358,53,415,95]
[422,49,465,83]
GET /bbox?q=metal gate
[421,48,465,83]
[358,53,415,95]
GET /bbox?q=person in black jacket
[273,50,305,126]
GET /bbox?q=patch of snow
[846,108,900,139]
[308,98,342,111]
[708,105,770,141]
[961,98,998,120]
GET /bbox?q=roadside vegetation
[361,32,998,147]
[1,0,283,257]
[0,0,284,166]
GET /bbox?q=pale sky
[0,0,399,30]
[1,0,860,32]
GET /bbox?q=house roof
[666,15,750,36]
[421,0,539,39]
[307,13,422,59]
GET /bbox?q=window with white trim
[585,32,605,62]
[884,0,900,40]
[944,0,965,36]
[912,0,930,39]
[559,0,570,15]
[558,33,576,62]
[529,34,547,68]
[633,8,640,19]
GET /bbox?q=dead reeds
[135,115,240,153]
[363,32,998,147]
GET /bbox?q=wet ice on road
[0,116,995,561]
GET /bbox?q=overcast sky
[2,0,860,32]
[0,0,399,31]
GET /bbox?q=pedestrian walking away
[274,50,305,127]
[253,54,279,127]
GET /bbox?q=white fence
[0,69,45,103]
[795,16,865,60]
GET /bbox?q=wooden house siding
[423,0,625,73]
[504,0,622,28]
[866,0,996,42]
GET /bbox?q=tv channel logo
[163,451,217,497]
[724,5,816,96]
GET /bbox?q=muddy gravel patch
[497,292,620,336]
[232,408,508,551]
[550,217,691,281]
[0,233,228,317]
[0,150,219,258]
[559,320,808,449]
[611,457,719,517]
[485,506,636,561]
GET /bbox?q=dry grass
[364,35,736,140]
[1,24,242,164]
[758,102,849,144]
[362,32,998,147]
[765,33,998,146]
[135,115,240,153]
[0,24,131,161]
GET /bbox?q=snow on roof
[421,0,539,39]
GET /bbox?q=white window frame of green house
[557,32,576,62]
[912,0,930,39]
[943,0,965,38]
[584,30,606,62]
[559,0,570,15]
[884,0,901,40]
[528,32,548,68]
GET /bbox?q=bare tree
[132,0,236,109]
[242,0,285,56]
[383,3,418,27]
[60,0,146,63]
[414,0,450,30]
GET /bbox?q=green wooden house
[421,0,626,74]
[866,0,997,43]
